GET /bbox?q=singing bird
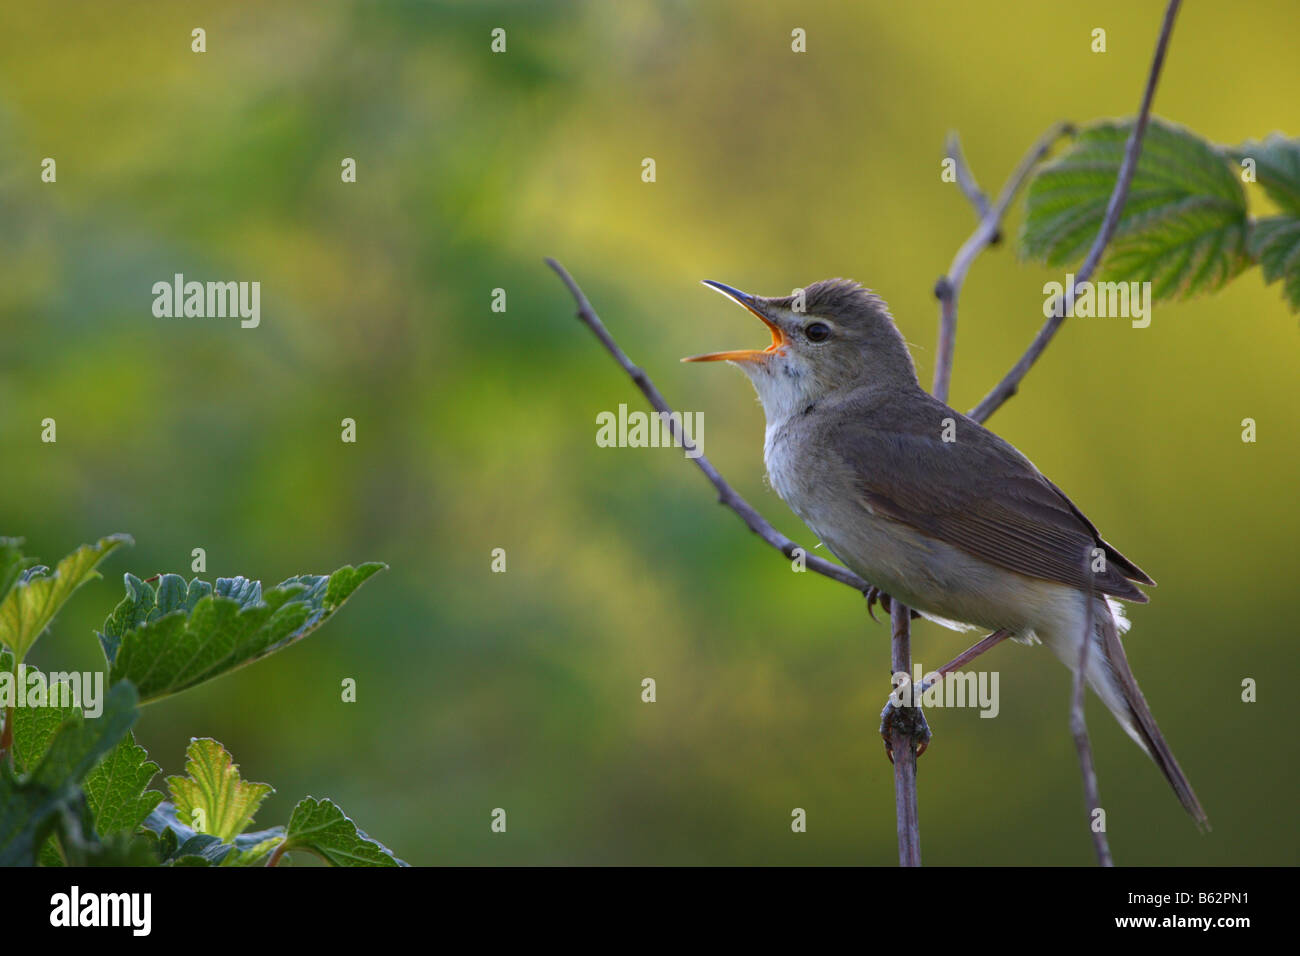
[684,277,1207,828]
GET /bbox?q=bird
[683,277,1207,828]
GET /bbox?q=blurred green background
[1,1,1296,865]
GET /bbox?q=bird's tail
[1047,597,1209,830]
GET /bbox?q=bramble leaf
[1247,215,1300,312]
[166,738,272,842]
[277,797,406,867]
[101,562,385,703]
[0,535,131,661]
[1020,118,1250,300]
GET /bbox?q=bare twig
[545,257,870,593]
[945,132,992,221]
[1071,574,1114,866]
[933,122,1076,401]
[889,600,922,867]
[968,0,1182,424]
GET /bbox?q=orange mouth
[682,281,786,363]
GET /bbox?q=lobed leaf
[277,797,406,867]
[166,738,273,842]
[0,535,131,661]
[1020,118,1250,301]
[102,562,385,703]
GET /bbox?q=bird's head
[683,278,918,420]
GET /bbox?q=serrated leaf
[277,797,405,867]
[1231,134,1300,215]
[165,738,272,842]
[0,535,132,662]
[1021,118,1250,301]
[83,733,164,837]
[1247,215,1300,312]
[0,682,139,866]
[99,572,212,664]
[104,562,385,703]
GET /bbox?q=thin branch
[945,132,992,221]
[545,257,870,593]
[889,600,921,867]
[1071,574,1113,866]
[933,122,1076,401]
[968,0,1182,424]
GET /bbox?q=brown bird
[685,277,1207,828]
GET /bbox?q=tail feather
[1094,607,1210,831]
[1048,598,1209,830]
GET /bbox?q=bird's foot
[864,586,922,623]
[879,697,931,764]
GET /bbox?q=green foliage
[278,797,406,867]
[1227,134,1300,310]
[4,654,163,840]
[1248,217,1300,310]
[1234,134,1300,215]
[0,534,392,867]
[0,681,139,865]
[101,563,385,703]
[1020,118,1300,312]
[0,535,131,662]
[166,738,273,842]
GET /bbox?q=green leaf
[0,682,139,866]
[83,733,164,837]
[1231,134,1300,215]
[1020,118,1250,300]
[277,797,405,867]
[165,738,273,842]
[0,534,132,662]
[4,653,163,838]
[103,562,385,703]
[1247,215,1300,312]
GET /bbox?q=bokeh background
[1,0,1296,865]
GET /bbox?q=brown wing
[829,406,1153,602]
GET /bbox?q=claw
[866,587,881,622]
[864,586,922,622]
[878,695,932,764]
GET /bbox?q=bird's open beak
[682,280,787,363]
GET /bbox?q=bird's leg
[878,628,1013,762]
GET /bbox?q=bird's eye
[804,322,831,343]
